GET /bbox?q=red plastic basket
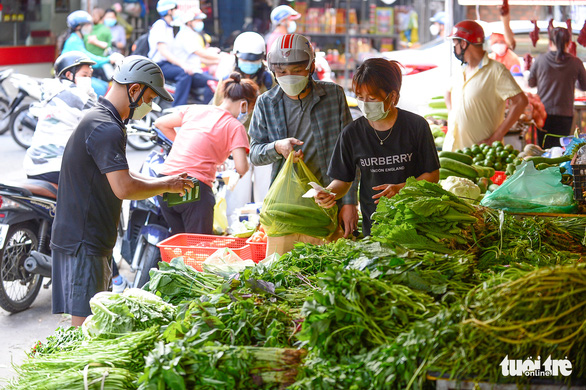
[157,233,251,271]
[246,237,267,262]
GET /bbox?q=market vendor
[248,33,359,254]
[314,58,440,237]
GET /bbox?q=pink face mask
[491,43,508,57]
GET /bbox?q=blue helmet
[156,0,177,16]
[430,11,446,25]
[67,10,92,31]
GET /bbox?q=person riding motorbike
[265,5,300,54]
[23,51,97,185]
[61,10,122,96]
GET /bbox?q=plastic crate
[572,153,586,203]
[157,233,251,271]
[246,237,267,262]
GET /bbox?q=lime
[505,156,514,164]
[494,162,503,171]
[504,144,515,153]
[511,149,520,156]
[463,147,473,157]
[499,150,509,159]
[455,149,463,154]
[473,156,483,163]
[484,159,494,167]
[492,140,504,148]
[476,153,485,161]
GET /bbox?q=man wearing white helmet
[266,5,301,54]
[51,56,194,327]
[148,0,193,106]
[249,34,359,254]
[172,8,219,104]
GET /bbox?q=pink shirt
[159,105,250,187]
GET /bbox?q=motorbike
[0,179,56,313]
[120,124,173,288]
[4,71,42,149]
[0,68,14,134]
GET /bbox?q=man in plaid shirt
[249,34,358,253]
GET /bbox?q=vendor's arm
[371,170,440,204]
[577,59,586,91]
[193,47,222,66]
[154,112,182,141]
[501,12,516,51]
[87,35,109,50]
[232,147,249,177]
[63,36,111,68]
[315,180,357,238]
[106,170,194,200]
[483,91,528,144]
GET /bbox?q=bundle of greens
[28,326,84,358]
[139,343,307,390]
[162,292,300,349]
[82,289,175,339]
[6,328,158,390]
[143,257,225,304]
[474,209,585,270]
[297,266,439,358]
[370,178,478,253]
[433,265,586,383]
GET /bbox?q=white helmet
[233,32,266,61]
[268,34,314,71]
[270,5,300,26]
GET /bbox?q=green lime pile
[455,141,520,172]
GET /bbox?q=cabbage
[441,176,481,202]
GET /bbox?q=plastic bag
[260,153,338,237]
[203,248,255,278]
[213,185,228,234]
[480,161,577,213]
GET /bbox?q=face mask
[277,75,309,96]
[356,95,390,122]
[75,76,93,95]
[429,24,440,36]
[453,41,467,64]
[132,100,153,120]
[81,25,93,36]
[287,21,297,34]
[239,60,262,75]
[104,18,117,27]
[237,101,249,124]
[193,21,204,32]
[491,43,508,57]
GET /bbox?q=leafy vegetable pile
[8,179,586,390]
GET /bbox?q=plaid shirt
[249,79,357,205]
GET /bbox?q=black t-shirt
[51,97,129,256]
[328,109,440,236]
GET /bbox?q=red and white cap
[267,34,314,71]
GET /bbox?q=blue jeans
[158,61,192,106]
[191,72,216,104]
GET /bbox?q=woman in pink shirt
[154,73,258,234]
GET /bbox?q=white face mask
[132,100,153,120]
[81,25,93,36]
[193,21,204,32]
[277,75,309,96]
[429,24,440,36]
[357,95,390,122]
[287,20,297,34]
[491,43,508,57]
[75,76,93,95]
[237,101,248,124]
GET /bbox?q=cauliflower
[441,176,481,202]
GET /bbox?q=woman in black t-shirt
[315,58,440,236]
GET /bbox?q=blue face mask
[104,18,117,27]
[239,60,262,75]
[193,21,204,32]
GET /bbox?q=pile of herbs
[370,178,478,253]
[431,264,586,384]
[27,326,84,358]
[143,257,225,304]
[6,328,158,390]
[139,342,306,390]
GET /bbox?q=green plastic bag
[260,153,338,237]
[480,161,578,213]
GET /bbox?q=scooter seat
[19,179,58,199]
